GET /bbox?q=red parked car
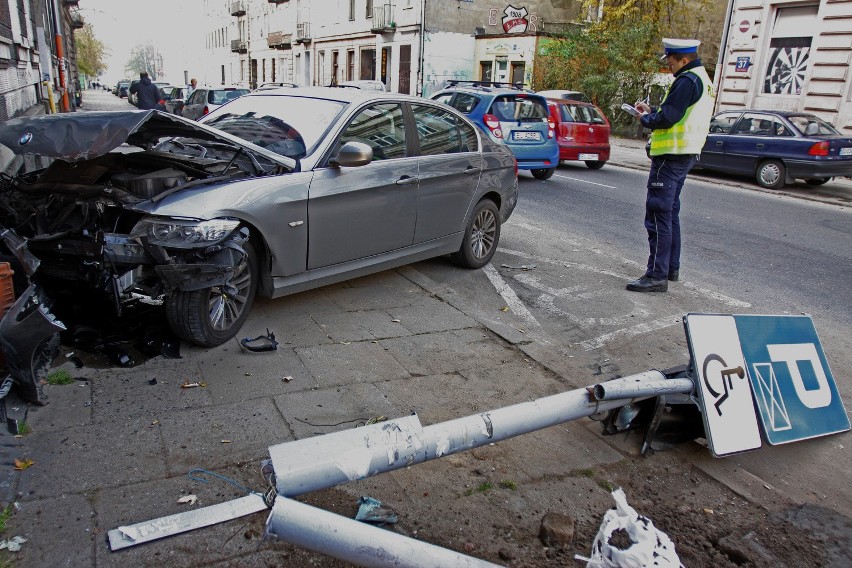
[546,98,611,169]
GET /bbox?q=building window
[366,0,373,18]
[511,62,525,86]
[763,5,818,95]
[347,49,355,81]
[480,62,493,82]
[361,48,376,79]
[332,51,340,86]
[349,0,355,21]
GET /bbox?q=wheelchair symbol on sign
[702,354,746,416]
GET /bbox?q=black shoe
[626,275,668,292]
[668,270,679,282]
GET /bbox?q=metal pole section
[52,0,70,112]
[270,371,693,496]
[266,497,501,568]
[592,377,694,401]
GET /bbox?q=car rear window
[209,89,250,104]
[489,95,548,121]
[787,115,839,136]
[558,103,604,124]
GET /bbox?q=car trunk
[488,94,550,147]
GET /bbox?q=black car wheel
[166,241,258,347]
[805,177,831,186]
[531,167,556,180]
[756,159,786,190]
[585,160,606,170]
[451,199,501,269]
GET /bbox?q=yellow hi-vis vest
[649,66,715,156]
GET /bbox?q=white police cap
[661,38,701,59]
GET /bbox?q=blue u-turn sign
[733,315,850,445]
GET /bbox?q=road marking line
[483,264,540,327]
[507,221,543,232]
[499,248,750,308]
[554,175,618,189]
[579,315,682,351]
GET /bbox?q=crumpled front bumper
[0,284,64,405]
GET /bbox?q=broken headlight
[131,217,241,249]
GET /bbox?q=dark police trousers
[644,154,698,280]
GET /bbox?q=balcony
[267,31,292,49]
[370,4,396,33]
[69,12,85,29]
[295,22,311,43]
[230,39,247,53]
[230,1,246,16]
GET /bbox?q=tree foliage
[534,0,720,134]
[75,23,108,77]
[125,43,160,79]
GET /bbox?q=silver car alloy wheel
[759,162,781,186]
[208,255,252,332]
[471,207,497,259]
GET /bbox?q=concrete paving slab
[24,381,92,432]
[386,296,479,335]
[157,398,292,476]
[5,492,95,568]
[338,308,414,339]
[90,364,211,425]
[198,344,319,405]
[295,341,410,388]
[380,329,516,377]
[15,418,166,496]
[311,310,384,343]
[249,289,341,318]
[244,310,335,348]
[327,270,428,311]
[273,382,404,439]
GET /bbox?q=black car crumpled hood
[0,110,295,168]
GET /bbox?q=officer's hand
[635,101,651,114]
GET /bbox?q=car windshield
[787,115,839,136]
[489,95,548,121]
[201,95,348,159]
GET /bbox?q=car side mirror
[591,117,605,125]
[330,141,373,167]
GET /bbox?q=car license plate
[840,147,852,156]
[513,131,541,141]
[578,153,599,160]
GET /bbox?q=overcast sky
[78,0,203,85]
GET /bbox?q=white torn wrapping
[576,489,682,568]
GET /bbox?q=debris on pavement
[575,488,680,568]
[239,329,279,352]
[500,263,537,271]
[282,376,293,382]
[177,495,198,506]
[0,536,27,552]
[13,458,34,471]
[180,381,207,389]
[148,378,158,385]
[539,511,575,548]
[354,496,398,525]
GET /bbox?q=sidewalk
[608,136,852,207]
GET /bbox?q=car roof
[198,85,250,91]
[545,97,595,106]
[718,109,822,118]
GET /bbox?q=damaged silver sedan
[0,88,518,402]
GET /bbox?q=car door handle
[715,141,723,146]
[395,176,418,186]
[756,143,765,149]
[463,166,479,175]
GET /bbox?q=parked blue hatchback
[700,110,852,189]
[431,81,560,180]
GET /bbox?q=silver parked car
[181,85,250,120]
[0,88,517,400]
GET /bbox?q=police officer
[627,38,714,292]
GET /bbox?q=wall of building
[716,0,852,133]
[425,0,580,35]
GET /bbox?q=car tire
[756,159,786,190]
[805,177,831,186]
[450,199,501,269]
[165,241,258,347]
[585,160,606,170]
[531,167,556,180]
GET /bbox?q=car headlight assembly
[132,217,241,249]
